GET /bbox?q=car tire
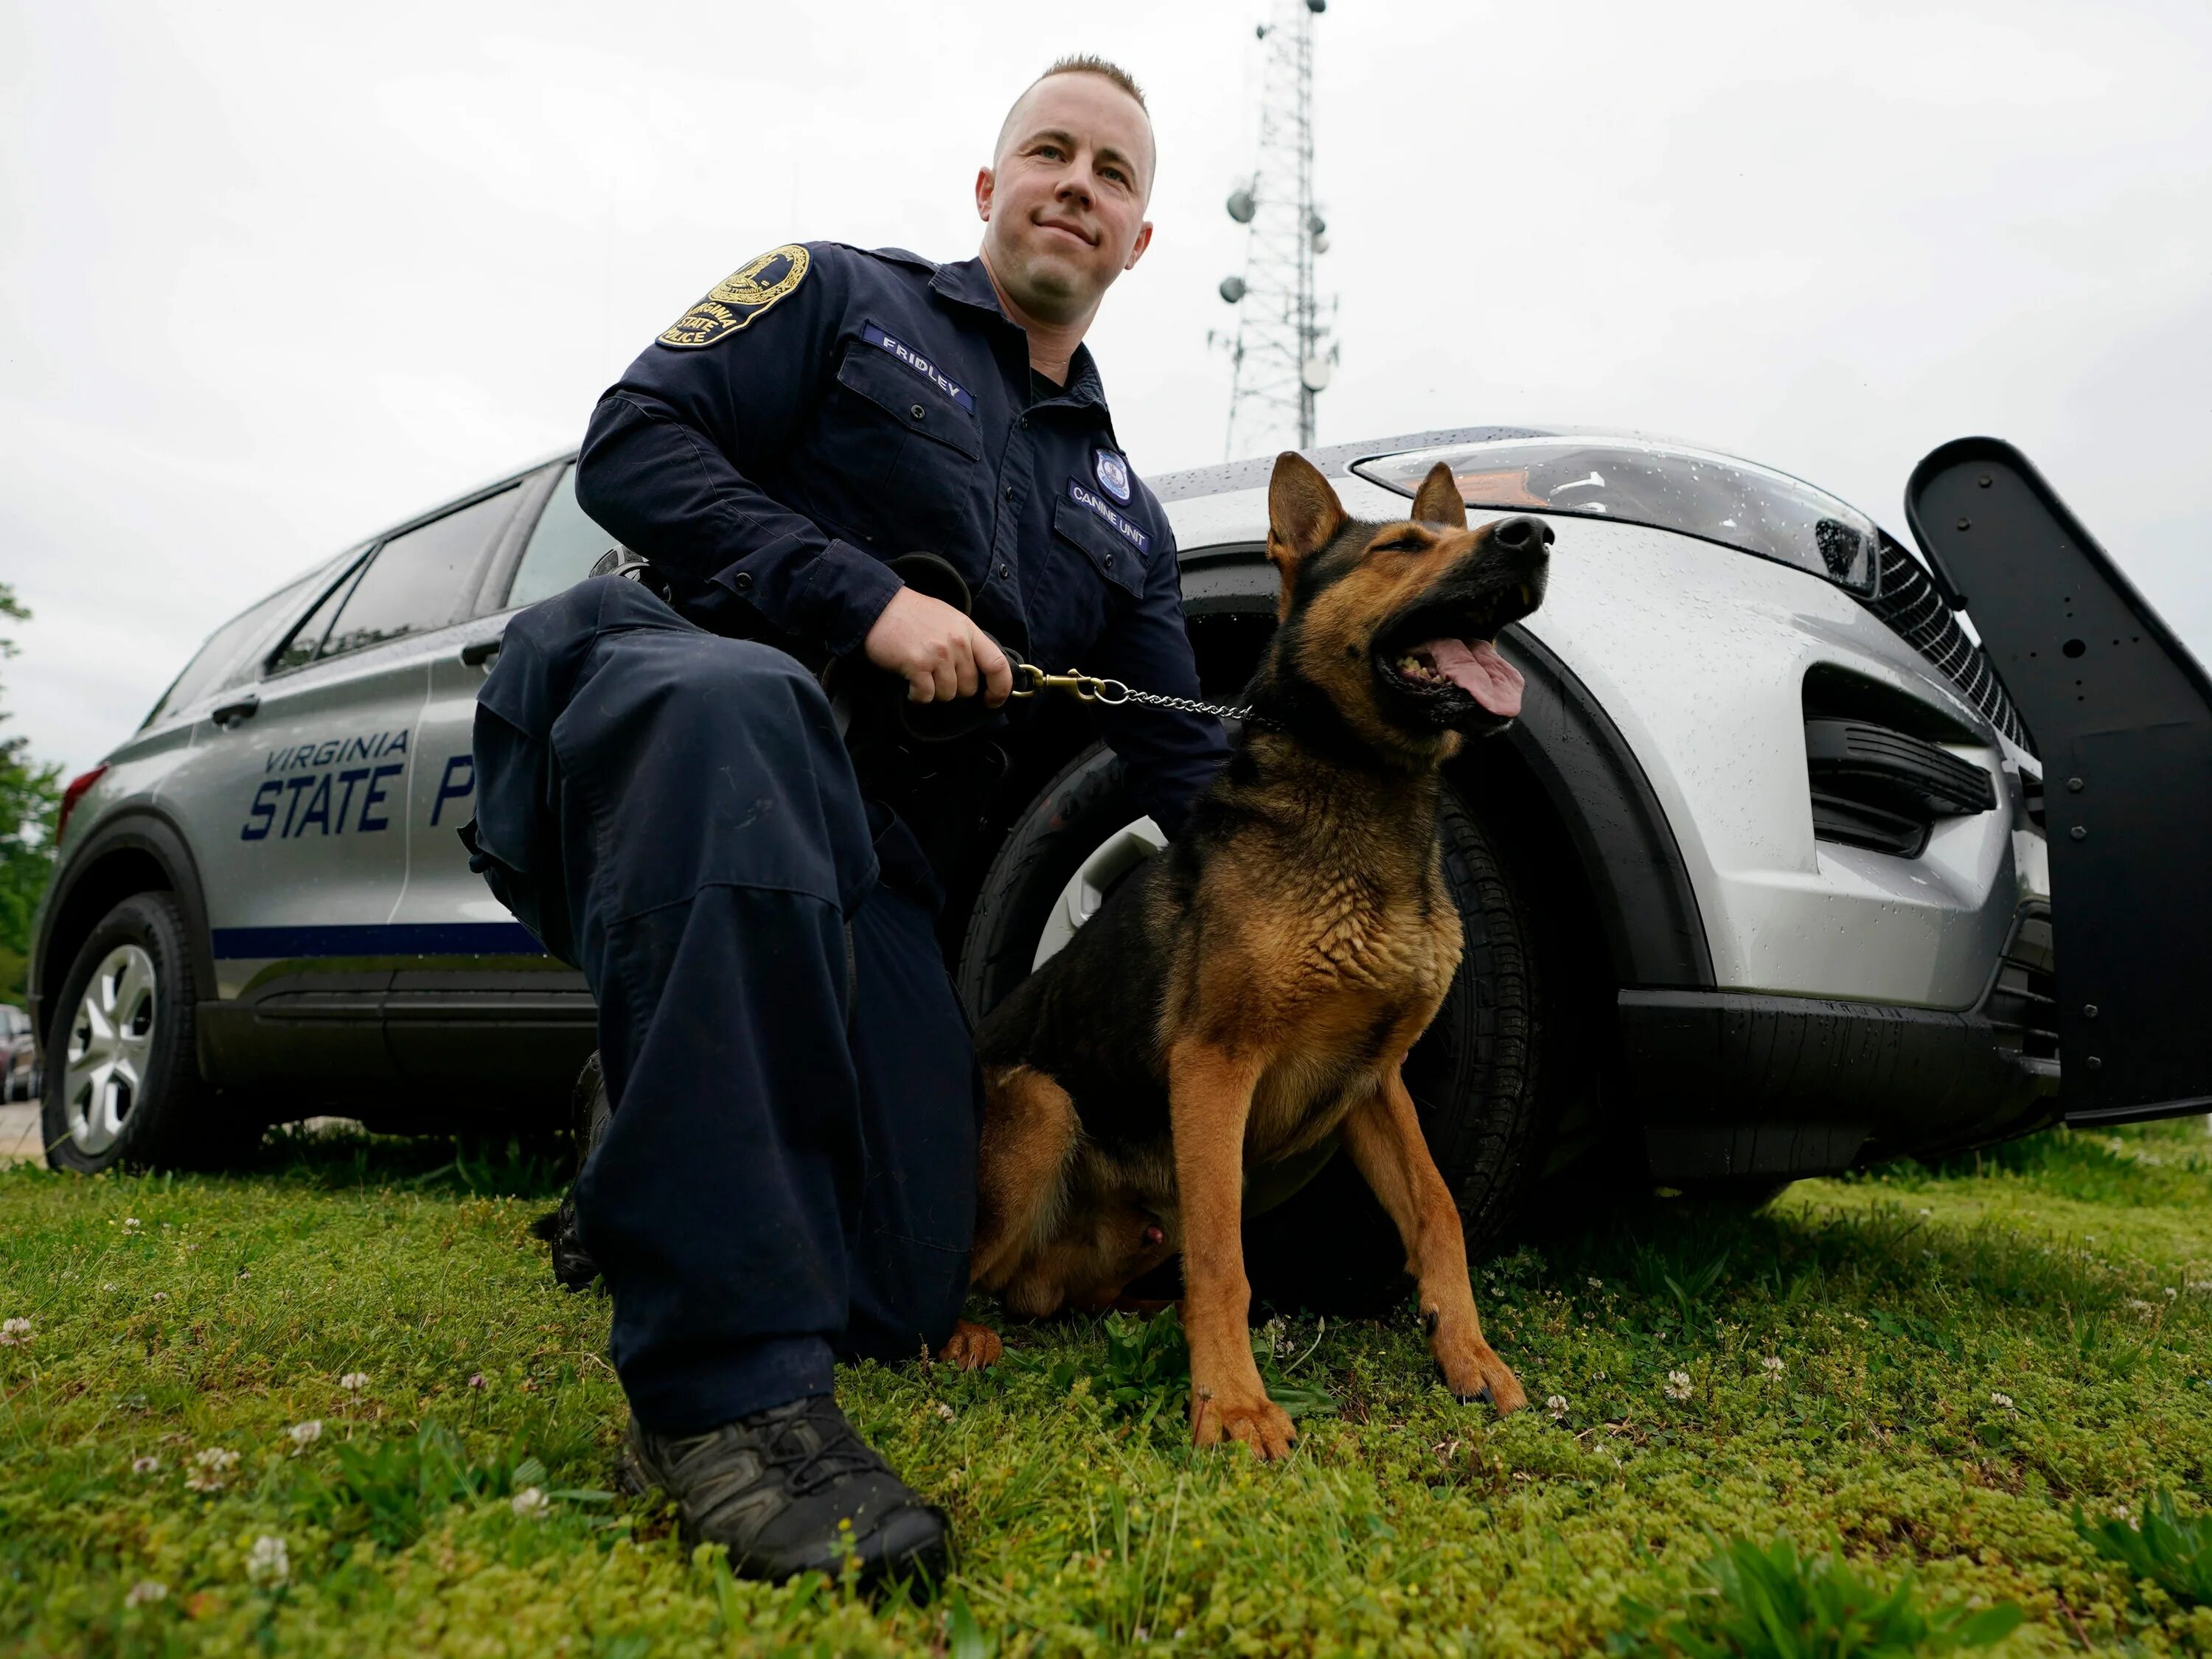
[41,893,254,1173]
[956,745,1551,1313]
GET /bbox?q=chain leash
[1007,661,1279,730]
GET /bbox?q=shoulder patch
[659,245,810,349]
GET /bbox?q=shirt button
[1104,553,1114,568]
[1018,415,1029,429]
[733,571,754,594]
[1003,484,1015,500]
[996,562,1009,578]
[909,403,926,421]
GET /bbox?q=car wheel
[956,745,1551,1312]
[42,893,251,1173]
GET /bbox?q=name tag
[1068,481,1151,555]
[860,322,974,413]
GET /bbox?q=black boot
[622,1396,949,1590]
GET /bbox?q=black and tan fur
[939,453,1552,1457]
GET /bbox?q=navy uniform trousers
[469,574,977,1434]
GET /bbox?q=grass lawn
[4,1119,2211,1656]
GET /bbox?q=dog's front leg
[1168,1037,1295,1459]
[1341,1065,1526,1413]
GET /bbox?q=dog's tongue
[1422,639,1524,718]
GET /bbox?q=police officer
[467,57,1225,1587]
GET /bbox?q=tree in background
[0,584,64,1006]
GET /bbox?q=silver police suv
[32,432,2208,1253]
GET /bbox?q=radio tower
[1215,0,1335,457]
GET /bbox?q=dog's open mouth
[1375,580,1541,723]
[1385,638,1525,717]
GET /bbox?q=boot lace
[764,1411,883,1496]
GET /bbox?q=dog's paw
[1190,1388,1298,1460]
[1435,1332,1527,1415]
[936,1319,1004,1370]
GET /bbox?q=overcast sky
[4,0,2208,776]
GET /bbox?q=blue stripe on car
[211,923,544,959]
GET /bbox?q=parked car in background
[28,428,2206,1281]
[1,1002,38,1102]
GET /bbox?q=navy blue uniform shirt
[574,241,1228,836]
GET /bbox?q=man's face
[977,72,1155,326]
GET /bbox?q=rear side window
[301,487,521,665]
[270,557,369,673]
[504,465,619,610]
[145,565,337,723]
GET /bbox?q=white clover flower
[1587,1277,1603,1290]
[1664,1370,1693,1402]
[122,1217,142,1232]
[933,1402,956,1420]
[131,1455,161,1475]
[2166,1287,2179,1299]
[1919,1207,1933,1217]
[0,1317,29,1346]
[151,1293,167,1303]
[1989,1391,2015,1410]
[338,1371,369,1393]
[510,1486,552,1520]
[102,1284,117,1293]
[467,1372,487,1391]
[288,1420,322,1449]
[185,1446,240,1492]
[245,1534,289,1588]
[124,1580,168,1607]
[1762,1356,1785,1375]
[1545,1394,1568,1419]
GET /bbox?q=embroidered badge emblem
[1093,448,1133,503]
[659,246,810,349]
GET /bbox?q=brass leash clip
[1009,661,1131,705]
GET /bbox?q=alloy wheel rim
[1032,816,1166,970]
[64,944,157,1155]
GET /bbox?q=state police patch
[1093,448,1133,503]
[659,245,810,349]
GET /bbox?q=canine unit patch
[860,321,975,412]
[659,245,810,348]
[1093,448,1133,503]
[1068,479,1150,554]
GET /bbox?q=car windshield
[1352,435,1879,595]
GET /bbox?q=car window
[144,565,335,724]
[270,557,370,673]
[316,487,521,662]
[504,465,619,610]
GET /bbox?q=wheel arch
[32,810,218,1062]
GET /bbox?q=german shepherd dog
[939,453,1551,1456]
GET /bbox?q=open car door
[1907,437,2212,1124]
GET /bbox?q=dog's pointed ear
[1267,452,1348,616]
[1410,462,1467,529]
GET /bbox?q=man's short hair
[995,55,1152,166]
[1037,55,1147,113]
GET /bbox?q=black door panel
[1905,437,2212,1123]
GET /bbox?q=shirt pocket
[1053,491,1148,599]
[819,344,985,553]
[832,345,983,461]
